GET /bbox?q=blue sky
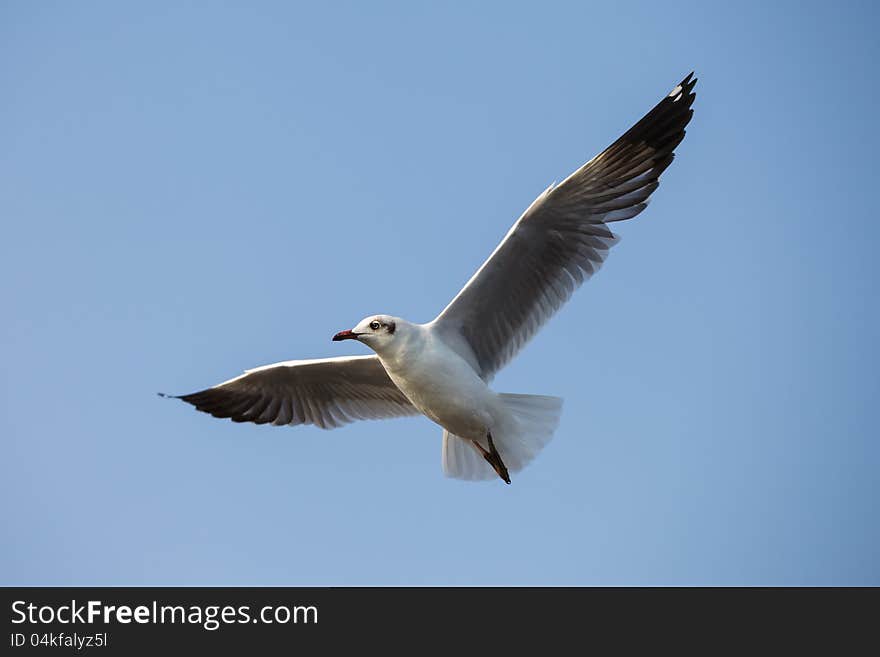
[2,1,878,585]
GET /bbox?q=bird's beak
[332,329,358,342]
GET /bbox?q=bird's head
[332,315,401,354]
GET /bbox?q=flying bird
[163,73,697,484]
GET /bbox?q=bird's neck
[374,324,425,372]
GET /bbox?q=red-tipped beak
[332,329,358,342]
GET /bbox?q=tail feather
[442,430,497,481]
[441,393,563,482]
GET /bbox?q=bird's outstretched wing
[163,355,419,429]
[432,73,697,380]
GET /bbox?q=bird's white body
[344,315,563,481]
[371,320,499,445]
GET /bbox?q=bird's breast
[380,343,495,439]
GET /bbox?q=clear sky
[2,1,878,585]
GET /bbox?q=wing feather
[433,73,696,379]
[166,355,419,430]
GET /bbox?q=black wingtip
[669,72,698,98]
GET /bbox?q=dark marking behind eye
[387,321,396,335]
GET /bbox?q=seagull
[163,73,697,484]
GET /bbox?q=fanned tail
[441,393,563,482]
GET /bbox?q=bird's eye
[370,321,381,330]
